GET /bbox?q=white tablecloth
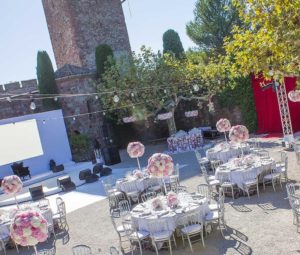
[215,155,275,190]
[206,143,250,163]
[116,177,147,193]
[131,193,209,233]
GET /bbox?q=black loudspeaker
[101,146,121,165]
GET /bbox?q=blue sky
[0,0,197,84]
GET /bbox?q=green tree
[36,51,59,110]
[163,29,185,58]
[186,0,241,55]
[95,44,114,79]
[224,0,300,83]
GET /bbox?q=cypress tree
[36,51,59,110]
[163,29,185,58]
[95,44,114,79]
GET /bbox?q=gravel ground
[6,138,300,255]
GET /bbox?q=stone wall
[42,0,131,69]
[55,73,105,145]
[0,79,44,120]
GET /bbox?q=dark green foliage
[186,0,241,55]
[216,76,257,132]
[69,134,92,162]
[95,44,114,79]
[36,51,59,110]
[163,29,185,58]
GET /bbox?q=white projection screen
[0,119,43,166]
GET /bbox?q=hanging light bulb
[130,92,135,97]
[193,84,200,92]
[103,112,106,116]
[217,79,221,85]
[73,117,76,121]
[95,95,99,100]
[269,69,274,76]
[164,89,167,94]
[42,120,46,124]
[113,94,120,103]
[30,100,36,110]
[6,97,11,102]
[54,96,58,102]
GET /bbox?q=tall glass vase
[136,157,141,170]
[33,245,38,255]
[14,194,19,209]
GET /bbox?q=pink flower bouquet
[167,192,179,208]
[229,125,249,143]
[151,197,163,210]
[10,210,48,247]
[216,118,231,133]
[2,175,23,194]
[127,142,145,158]
[147,153,174,178]
[127,141,145,169]
[133,170,143,179]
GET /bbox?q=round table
[131,193,209,233]
[206,143,250,163]
[215,154,275,190]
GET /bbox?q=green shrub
[69,134,92,162]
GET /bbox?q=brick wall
[42,0,131,69]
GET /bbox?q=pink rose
[127,142,145,158]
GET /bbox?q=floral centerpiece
[157,112,173,120]
[151,197,164,211]
[1,175,23,207]
[229,125,249,143]
[216,118,231,143]
[167,192,179,208]
[229,125,249,157]
[127,141,145,169]
[133,169,143,179]
[233,158,243,167]
[147,153,174,193]
[243,155,255,165]
[10,210,48,254]
[288,90,300,102]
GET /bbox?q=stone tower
[42,0,131,69]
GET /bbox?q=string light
[30,100,36,110]
[73,117,76,121]
[6,97,11,102]
[95,95,99,100]
[113,94,120,103]
[54,96,58,102]
[193,84,200,92]
[164,89,167,94]
[130,92,135,97]
[42,120,46,124]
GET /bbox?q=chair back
[197,184,211,200]
[258,150,269,158]
[286,183,295,197]
[280,151,287,162]
[211,160,222,172]
[176,185,187,193]
[177,211,203,229]
[220,171,232,184]
[38,198,50,209]
[288,195,300,211]
[121,181,138,193]
[202,171,209,184]
[118,200,131,215]
[200,166,207,175]
[243,170,257,182]
[43,209,54,227]
[72,245,92,255]
[147,218,170,236]
[141,192,156,202]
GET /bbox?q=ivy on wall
[216,76,257,132]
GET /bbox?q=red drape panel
[251,76,300,134]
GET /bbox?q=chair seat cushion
[209,180,220,186]
[153,230,173,240]
[264,173,281,180]
[181,224,202,235]
[221,182,235,187]
[130,230,149,240]
[205,211,219,221]
[208,203,218,211]
[243,179,257,186]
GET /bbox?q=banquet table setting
[215,154,276,190]
[206,142,250,163]
[131,192,210,233]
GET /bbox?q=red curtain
[251,76,300,134]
